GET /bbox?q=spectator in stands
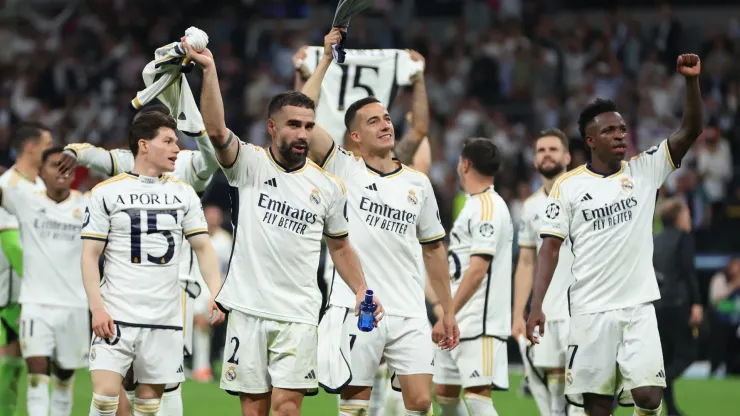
[696,125,734,219]
[708,258,740,376]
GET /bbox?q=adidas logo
[581,193,593,202]
[470,370,480,378]
[365,183,377,191]
[176,365,184,374]
[178,112,186,120]
[264,178,277,187]
[430,358,435,366]
[304,370,316,380]
[656,370,665,378]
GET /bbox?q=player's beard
[537,162,565,179]
[278,140,308,167]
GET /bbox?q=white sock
[528,370,551,416]
[404,409,431,416]
[339,399,369,415]
[125,390,136,413]
[51,374,75,416]
[161,386,183,416]
[133,397,160,416]
[633,402,662,416]
[89,393,118,416]
[368,362,387,415]
[192,328,211,372]
[26,373,50,416]
[437,395,467,415]
[385,381,405,416]
[547,372,567,415]
[463,392,498,416]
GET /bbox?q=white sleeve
[182,187,208,239]
[629,139,680,189]
[395,50,425,86]
[219,137,262,187]
[319,142,365,181]
[0,187,30,217]
[0,209,18,231]
[65,144,134,177]
[517,204,536,249]
[323,182,349,239]
[81,188,110,242]
[417,178,446,244]
[469,199,499,257]
[173,151,211,193]
[539,184,571,241]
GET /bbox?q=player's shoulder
[628,139,675,168]
[468,189,504,222]
[522,187,546,210]
[306,160,346,195]
[0,168,14,186]
[549,165,593,198]
[91,173,133,193]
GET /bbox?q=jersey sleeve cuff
[471,253,494,260]
[323,230,348,239]
[471,249,495,256]
[185,228,209,238]
[81,233,107,242]
[664,138,680,169]
[218,136,241,170]
[419,233,446,245]
[320,142,337,169]
[539,231,565,241]
[518,242,536,248]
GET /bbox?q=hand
[354,291,385,327]
[436,311,460,351]
[511,315,526,340]
[676,54,701,77]
[91,306,115,339]
[58,150,78,177]
[293,45,309,69]
[323,27,344,60]
[407,49,425,82]
[208,298,225,326]
[525,307,546,345]
[689,304,703,327]
[181,36,215,70]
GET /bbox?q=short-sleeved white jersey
[81,173,208,328]
[0,168,45,306]
[540,139,679,316]
[518,187,574,321]
[1,188,88,308]
[215,142,348,326]
[320,143,445,318]
[302,47,424,145]
[448,187,513,339]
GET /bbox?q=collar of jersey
[10,167,39,184]
[468,185,494,196]
[125,171,166,182]
[584,161,625,178]
[366,159,403,177]
[267,147,306,173]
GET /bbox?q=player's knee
[404,392,432,411]
[464,385,491,397]
[25,356,49,375]
[52,366,75,381]
[272,399,300,416]
[434,384,460,399]
[631,387,663,411]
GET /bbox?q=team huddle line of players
[0,25,704,416]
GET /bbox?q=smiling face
[585,111,628,165]
[267,105,314,167]
[349,102,395,156]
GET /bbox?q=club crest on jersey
[309,188,321,205]
[225,365,237,381]
[407,189,418,205]
[566,371,573,386]
[90,347,96,361]
[621,177,634,191]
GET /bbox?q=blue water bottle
[357,290,376,332]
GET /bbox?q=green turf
[14,370,740,415]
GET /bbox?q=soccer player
[526,54,703,416]
[0,122,52,416]
[80,111,225,416]
[512,129,582,416]
[184,41,382,416]
[429,138,512,416]
[0,147,88,416]
[301,28,459,416]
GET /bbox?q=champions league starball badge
[545,203,560,219]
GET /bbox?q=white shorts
[219,311,318,394]
[533,319,569,369]
[433,336,509,390]
[19,304,89,369]
[88,324,185,385]
[565,303,666,406]
[342,309,434,387]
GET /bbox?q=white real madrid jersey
[302,47,424,145]
[320,143,445,318]
[448,187,513,339]
[215,142,348,326]
[540,139,679,316]
[518,187,574,321]
[81,173,208,328]
[0,168,45,307]
[1,188,89,308]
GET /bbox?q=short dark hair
[267,91,315,118]
[577,99,619,140]
[41,146,65,165]
[537,128,569,151]
[344,96,381,132]
[134,103,171,121]
[461,138,500,177]
[128,112,177,156]
[11,121,50,153]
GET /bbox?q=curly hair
[577,99,619,140]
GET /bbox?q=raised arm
[667,54,703,164]
[302,28,343,164]
[182,43,238,168]
[293,45,310,91]
[60,143,117,177]
[394,51,429,165]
